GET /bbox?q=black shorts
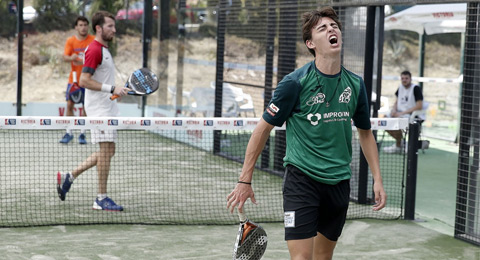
[283,165,350,241]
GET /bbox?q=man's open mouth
[329,35,338,44]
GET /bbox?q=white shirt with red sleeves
[82,40,119,117]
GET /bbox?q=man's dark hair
[74,16,89,27]
[401,70,412,78]
[91,11,115,33]
[302,6,342,57]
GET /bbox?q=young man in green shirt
[227,6,386,260]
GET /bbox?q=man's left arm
[357,128,387,211]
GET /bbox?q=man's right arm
[79,72,102,91]
[238,118,275,183]
[63,53,78,63]
[63,38,77,63]
[390,88,400,117]
[226,118,275,213]
[79,72,128,96]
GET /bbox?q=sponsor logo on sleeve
[267,103,280,117]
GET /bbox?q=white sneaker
[383,144,403,154]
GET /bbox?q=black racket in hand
[233,210,268,260]
[110,68,159,100]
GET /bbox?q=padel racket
[69,71,84,104]
[110,68,159,100]
[233,210,268,260]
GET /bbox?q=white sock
[97,194,107,201]
[80,129,86,134]
[66,129,72,135]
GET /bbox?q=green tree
[87,0,123,17]
[0,0,19,38]
[33,0,79,32]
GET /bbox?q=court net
[0,116,408,227]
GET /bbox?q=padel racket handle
[238,211,247,222]
[110,89,137,100]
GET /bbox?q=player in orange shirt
[60,16,95,144]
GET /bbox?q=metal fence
[456,1,480,247]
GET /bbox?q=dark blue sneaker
[93,197,124,211]
[57,172,73,201]
[59,133,73,144]
[78,133,87,145]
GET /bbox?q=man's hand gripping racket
[228,182,267,260]
[233,209,268,260]
[110,68,159,100]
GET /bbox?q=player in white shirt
[56,11,129,211]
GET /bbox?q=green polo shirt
[263,61,371,185]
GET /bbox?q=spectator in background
[60,16,95,144]
[383,70,424,154]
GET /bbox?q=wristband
[237,181,251,185]
[101,84,112,93]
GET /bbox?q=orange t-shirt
[64,34,95,84]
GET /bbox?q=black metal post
[373,6,384,118]
[418,30,425,91]
[142,0,153,117]
[455,2,478,237]
[16,0,24,116]
[274,0,297,171]
[358,6,376,204]
[157,0,170,106]
[261,0,276,169]
[176,0,186,116]
[213,0,227,154]
[405,122,420,220]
